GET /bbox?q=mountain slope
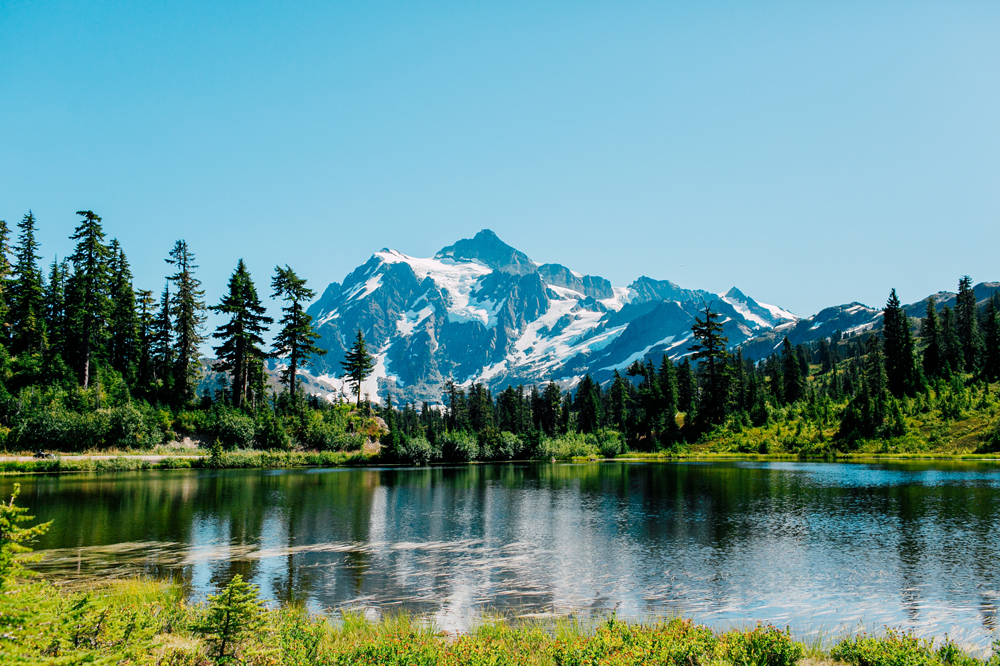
[290,230,998,404]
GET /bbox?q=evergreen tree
[340,329,374,408]
[688,303,730,425]
[107,240,141,384]
[9,212,46,356]
[136,289,156,391]
[539,382,563,437]
[152,283,174,392]
[573,374,602,434]
[657,355,681,443]
[955,276,983,373]
[781,337,804,404]
[676,358,696,415]
[0,220,10,348]
[939,305,963,376]
[43,259,70,363]
[982,297,1000,382]
[67,210,111,387]
[166,240,206,404]
[271,265,325,400]
[606,370,630,432]
[882,288,919,397]
[921,297,941,379]
[211,260,273,410]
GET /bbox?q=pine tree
[272,265,326,400]
[676,358,696,415]
[43,259,70,363]
[9,212,46,356]
[606,370,630,432]
[67,211,111,387]
[882,288,919,397]
[539,382,563,436]
[107,240,141,384]
[921,297,941,379]
[340,329,374,408]
[781,337,804,404]
[982,297,1000,382]
[688,303,730,425]
[211,260,273,409]
[0,220,11,348]
[939,305,963,376]
[136,289,156,391]
[955,276,983,373]
[152,283,174,392]
[657,355,681,443]
[194,574,264,662]
[573,374,602,434]
[166,240,206,404]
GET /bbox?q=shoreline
[2,449,999,476]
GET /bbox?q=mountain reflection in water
[8,461,1000,651]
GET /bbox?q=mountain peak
[435,229,536,275]
[725,287,748,301]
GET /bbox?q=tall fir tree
[920,297,941,379]
[136,289,156,392]
[781,337,804,404]
[340,329,374,408]
[0,219,10,348]
[9,212,46,356]
[676,358,696,415]
[573,374,602,434]
[166,240,206,404]
[43,259,70,364]
[882,288,919,397]
[982,297,1000,382]
[211,260,273,410]
[657,355,681,443]
[955,276,983,373]
[688,303,730,425]
[67,210,111,387]
[107,240,141,384]
[606,370,630,433]
[271,265,326,400]
[939,305,963,376]
[152,283,174,393]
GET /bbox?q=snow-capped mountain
[287,230,998,403]
[301,230,800,403]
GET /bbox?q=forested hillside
[0,211,997,462]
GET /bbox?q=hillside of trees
[1,209,998,463]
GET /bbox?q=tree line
[379,277,1000,460]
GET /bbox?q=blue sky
[1,0,998,321]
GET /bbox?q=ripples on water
[6,461,999,652]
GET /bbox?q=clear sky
[1,0,998,322]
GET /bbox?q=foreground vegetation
[3,576,999,666]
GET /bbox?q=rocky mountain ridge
[287,230,997,404]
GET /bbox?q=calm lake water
[6,461,1000,650]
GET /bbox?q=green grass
[2,577,997,665]
[0,449,375,475]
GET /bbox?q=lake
[6,461,1000,650]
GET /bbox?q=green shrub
[440,430,478,462]
[590,429,625,458]
[394,435,440,465]
[107,404,164,449]
[211,408,256,449]
[12,408,111,451]
[538,432,599,459]
[830,628,959,666]
[716,623,804,666]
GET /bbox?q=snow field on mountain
[377,249,497,326]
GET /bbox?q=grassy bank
[3,577,998,666]
[0,449,373,475]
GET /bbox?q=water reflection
[5,461,1000,650]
